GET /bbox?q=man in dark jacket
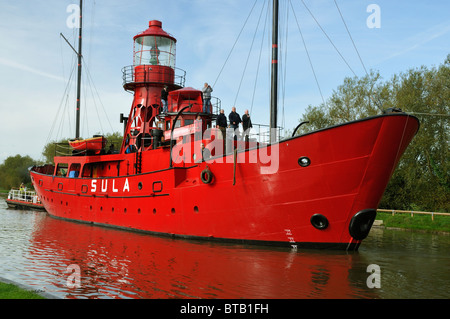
[161,86,169,113]
[217,109,227,136]
[216,109,228,153]
[242,109,253,143]
[228,107,241,130]
[229,107,242,144]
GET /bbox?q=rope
[82,56,115,134]
[233,0,267,107]
[290,0,325,105]
[212,0,259,89]
[300,0,357,77]
[407,112,450,117]
[251,0,270,115]
[333,0,384,112]
[333,0,368,75]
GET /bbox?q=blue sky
[0,0,449,164]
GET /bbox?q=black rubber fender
[200,169,213,184]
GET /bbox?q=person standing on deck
[242,109,253,143]
[228,107,242,142]
[202,83,213,113]
[161,85,169,113]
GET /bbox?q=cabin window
[55,164,68,177]
[82,164,93,178]
[68,163,81,178]
[184,119,194,126]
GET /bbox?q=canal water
[0,198,448,299]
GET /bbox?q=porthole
[311,214,329,230]
[138,208,141,214]
[153,208,157,215]
[138,182,143,190]
[194,206,199,213]
[298,157,311,167]
[171,208,176,214]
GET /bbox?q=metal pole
[75,0,83,138]
[270,0,279,143]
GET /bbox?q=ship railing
[210,97,222,117]
[8,189,40,204]
[244,124,284,145]
[161,96,222,118]
[122,65,186,91]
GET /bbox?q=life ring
[200,169,213,184]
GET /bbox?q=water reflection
[28,214,378,299]
[1,201,448,299]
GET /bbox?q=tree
[0,155,36,189]
[295,55,449,212]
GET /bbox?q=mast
[270,0,279,142]
[75,0,83,138]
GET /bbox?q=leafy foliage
[0,155,36,189]
[296,55,449,212]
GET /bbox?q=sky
[0,0,449,164]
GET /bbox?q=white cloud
[0,57,65,82]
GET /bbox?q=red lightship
[30,3,419,250]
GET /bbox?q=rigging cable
[233,0,267,107]
[333,0,368,75]
[300,0,357,77]
[212,0,259,90]
[333,0,384,112]
[82,56,115,134]
[250,0,270,115]
[45,57,77,148]
[290,0,325,105]
[277,0,289,131]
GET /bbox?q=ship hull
[30,114,419,250]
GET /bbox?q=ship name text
[90,178,130,193]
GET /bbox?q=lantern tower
[121,20,185,153]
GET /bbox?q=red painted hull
[30,114,419,250]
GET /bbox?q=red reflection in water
[28,214,377,299]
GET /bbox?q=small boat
[69,135,107,155]
[6,188,46,211]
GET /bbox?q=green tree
[0,155,36,189]
[296,55,449,212]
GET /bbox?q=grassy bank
[0,281,45,299]
[376,212,450,233]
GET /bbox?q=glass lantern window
[134,36,176,68]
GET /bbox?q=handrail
[122,65,186,90]
[7,189,41,204]
[245,123,284,144]
[377,209,450,221]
